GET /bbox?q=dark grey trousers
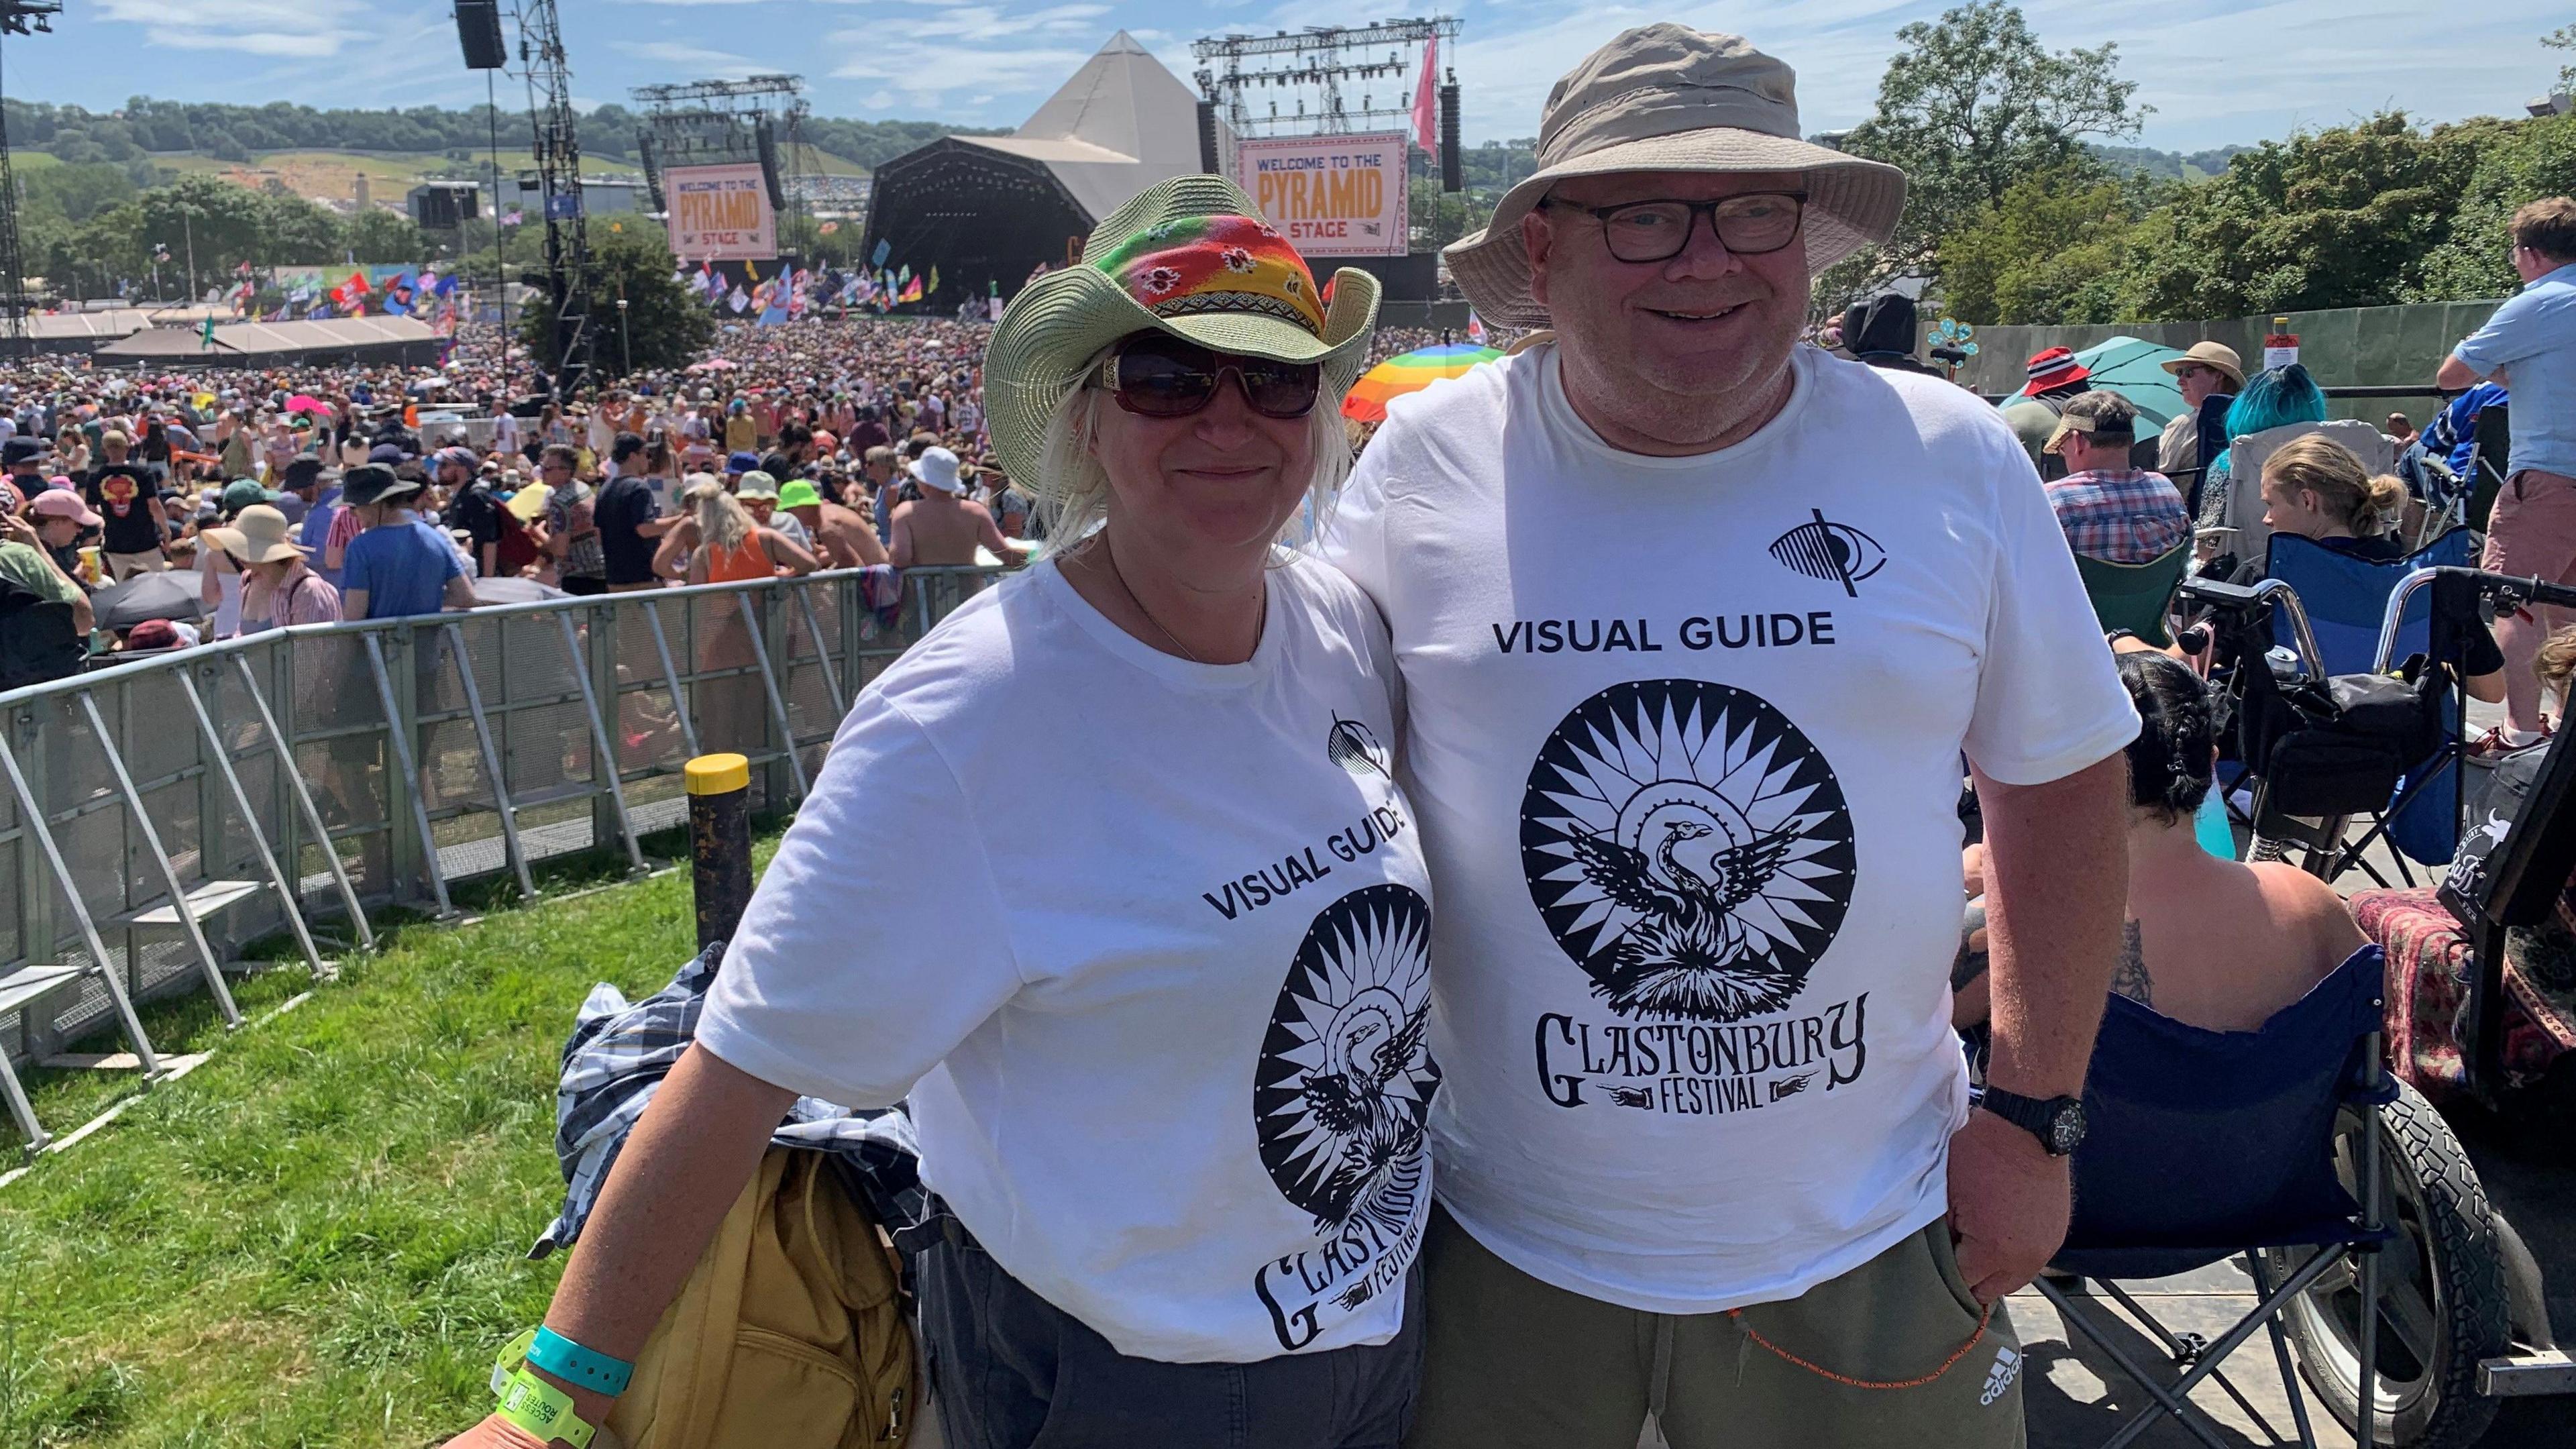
[915,1217,1424,1449]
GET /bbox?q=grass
[0,823,786,1448]
[150,145,871,209]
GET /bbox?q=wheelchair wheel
[2264,1080,2509,1448]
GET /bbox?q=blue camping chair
[2264,531,2479,875]
[2036,946,2397,1449]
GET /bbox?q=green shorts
[1406,1206,2023,1449]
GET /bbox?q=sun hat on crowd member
[774,479,822,511]
[724,450,761,477]
[368,443,409,467]
[2159,340,2244,391]
[906,445,967,495]
[432,445,478,475]
[221,478,279,517]
[204,504,307,566]
[28,488,99,529]
[981,172,1381,489]
[2042,389,2139,455]
[338,464,421,508]
[2021,345,2092,396]
[1438,25,1902,329]
[734,470,780,498]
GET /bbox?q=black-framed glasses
[1548,193,1808,262]
[1095,334,1323,421]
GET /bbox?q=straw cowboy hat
[983,174,1381,486]
[204,504,307,566]
[1443,24,1908,329]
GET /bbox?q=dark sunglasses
[1097,335,1323,421]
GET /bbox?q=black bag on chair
[2251,668,2447,819]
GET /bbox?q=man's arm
[443,574,478,610]
[340,588,370,621]
[1947,753,2127,1303]
[2436,354,2487,391]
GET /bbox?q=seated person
[1960,648,2365,1033]
[2259,433,2508,708]
[2041,391,2190,564]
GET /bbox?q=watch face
[2047,1101,2087,1155]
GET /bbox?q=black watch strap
[1980,1086,2086,1157]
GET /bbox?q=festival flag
[871,237,892,268]
[988,279,1004,323]
[820,220,840,235]
[1411,32,1440,152]
[501,209,523,227]
[729,287,749,313]
[926,266,939,296]
[898,273,924,303]
[329,270,369,308]
[1465,309,1487,345]
[199,316,217,350]
[897,263,912,287]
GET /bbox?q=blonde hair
[2538,625,2576,702]
[2261,435,2406,536]
[1029,370,1353,559]
[686,478,755,556]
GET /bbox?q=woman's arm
[443,1046,796,1446]
[763,529,818,577]
[651,519,695,580]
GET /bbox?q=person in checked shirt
[2041,391,2191,564]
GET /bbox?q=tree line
[1819,1,2576,325]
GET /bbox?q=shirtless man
[780,478,889,569]
[888,445,1020,568]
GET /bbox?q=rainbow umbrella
[1342,342,1503,423]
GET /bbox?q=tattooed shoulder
[2110,919,2153,1006]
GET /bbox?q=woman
[649,477,818,584]
[2259,434,2506,704]
[446,177,1423,1449]
[2196,363,2329,537]
[195,479,272,640]
[212,504,340,633]
[1960,649,2367,1033]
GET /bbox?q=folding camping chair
[2463,404,2509,537]
[2263,530,2481,881]
[2035,945,2396,1449]
[2076,543,2190,647]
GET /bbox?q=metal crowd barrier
[0,564,1006,1148]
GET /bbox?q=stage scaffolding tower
[0,3,64,356]
[631,75,811,238]
[515,0,594,395]
[1192,17,1459,140]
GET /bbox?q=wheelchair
[2038,568,2576,1449]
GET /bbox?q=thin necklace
[1094,536,1261,665]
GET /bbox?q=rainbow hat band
[1089,214,1328,339]
[982,174,1382,488]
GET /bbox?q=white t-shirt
[1320,343,2136,1315]
[700,555,1440,1363]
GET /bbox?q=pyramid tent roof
[951,31,1211,221]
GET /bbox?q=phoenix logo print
[1521,680,1856,1022]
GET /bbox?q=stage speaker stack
[455,0,506,70]
[639,132,665,212]
[1197,100,1222,174]
[1438,83,1462,193]
[755,119,787,211]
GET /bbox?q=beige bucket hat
[1444,24,1908,329]
[2160,340,2246,389]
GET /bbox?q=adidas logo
[1980,1344,2022,1407]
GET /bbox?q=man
[1322,28,2135,1448]
[722,450,761,490]
[1838,293,1933,374]
[887,446,1016,568]
[284,455,339,579]
[2000,346,2093,475]
[2439,196,2576,751]
[534,444,608,596]
[2155,340,2244,477]
[861,444,901,541]
[437,446,504,579]
[83,431,169,580]
[592,451,663,594]
[724,398,759,456]
[1,435,44,516]
[338,465,475,621]
[2040,392,2190,564]
[2386,412,2416,447]
[780,477,889,570]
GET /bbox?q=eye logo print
[1254,884,1440,1295]
[1521,680,1855,1022]
[1768,508,1886,596]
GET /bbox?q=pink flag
[1411,33,1439,152]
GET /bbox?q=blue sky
[13,1,2571,154]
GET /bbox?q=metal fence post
[76,690,241,1028]
[366,628,451,918]
[10,701,55,1000]
[747,586,806,803]
[556,610,645,873]
[586,596,625,861]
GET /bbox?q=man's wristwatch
[1979,1086,2088,1157]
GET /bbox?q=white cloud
[93,0,374,58]
[825,5,1118,113]
[611,40,765,79]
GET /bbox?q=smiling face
[2172,362,2225,408]
[1522,170,1811,453]
[1085,367,1318,564]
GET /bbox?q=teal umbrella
[2070,336,2190,428]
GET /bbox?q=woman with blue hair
[2195,364,2329,533]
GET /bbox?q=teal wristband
[527,1326,633,1397]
